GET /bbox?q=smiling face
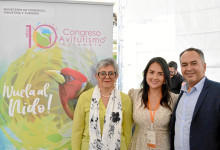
[180,51,206,88]
[146,62,165,90]
[95,65,118,90]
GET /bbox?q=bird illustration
[45,68,94,119]
[0,45,98,149]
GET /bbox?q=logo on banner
[26,24,57,49]
[26,23,106,49]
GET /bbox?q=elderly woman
[71,58,133,150]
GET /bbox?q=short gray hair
[180,47,205,63]
[96,58,119,73]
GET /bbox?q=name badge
[147,130,156,149]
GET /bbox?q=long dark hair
[140,57,172,110]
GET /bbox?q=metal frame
[0,0,114,6]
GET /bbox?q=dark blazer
[170,78,220,150]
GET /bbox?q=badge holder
[147,122,156,149]
[147,96,161,150]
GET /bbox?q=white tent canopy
[120,0,220,92]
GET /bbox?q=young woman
[128,57,178,150]
[72,58,132,150]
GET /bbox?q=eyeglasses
[169,71,175,75]
[98,71,117,79]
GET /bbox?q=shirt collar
[181,76,206,93]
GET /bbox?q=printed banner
[0,1,113,149]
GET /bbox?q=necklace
[101,94,111,98]
[100,89,112,98]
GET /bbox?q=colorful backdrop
[0,0,113,149]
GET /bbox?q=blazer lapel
[170,91,184,150]
[192,79,210,121]
[170,91,183,129]
[174,91,184,114]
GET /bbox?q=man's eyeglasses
[169,71,175,75]
[98,71,117,79]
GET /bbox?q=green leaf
[47,134,63,143]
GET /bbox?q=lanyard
[148,97,161,130]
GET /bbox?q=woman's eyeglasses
[98,71,117,79]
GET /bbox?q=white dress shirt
[174,77,206,150]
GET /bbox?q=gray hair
[179,47,205,63]
[96,58,119,73]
